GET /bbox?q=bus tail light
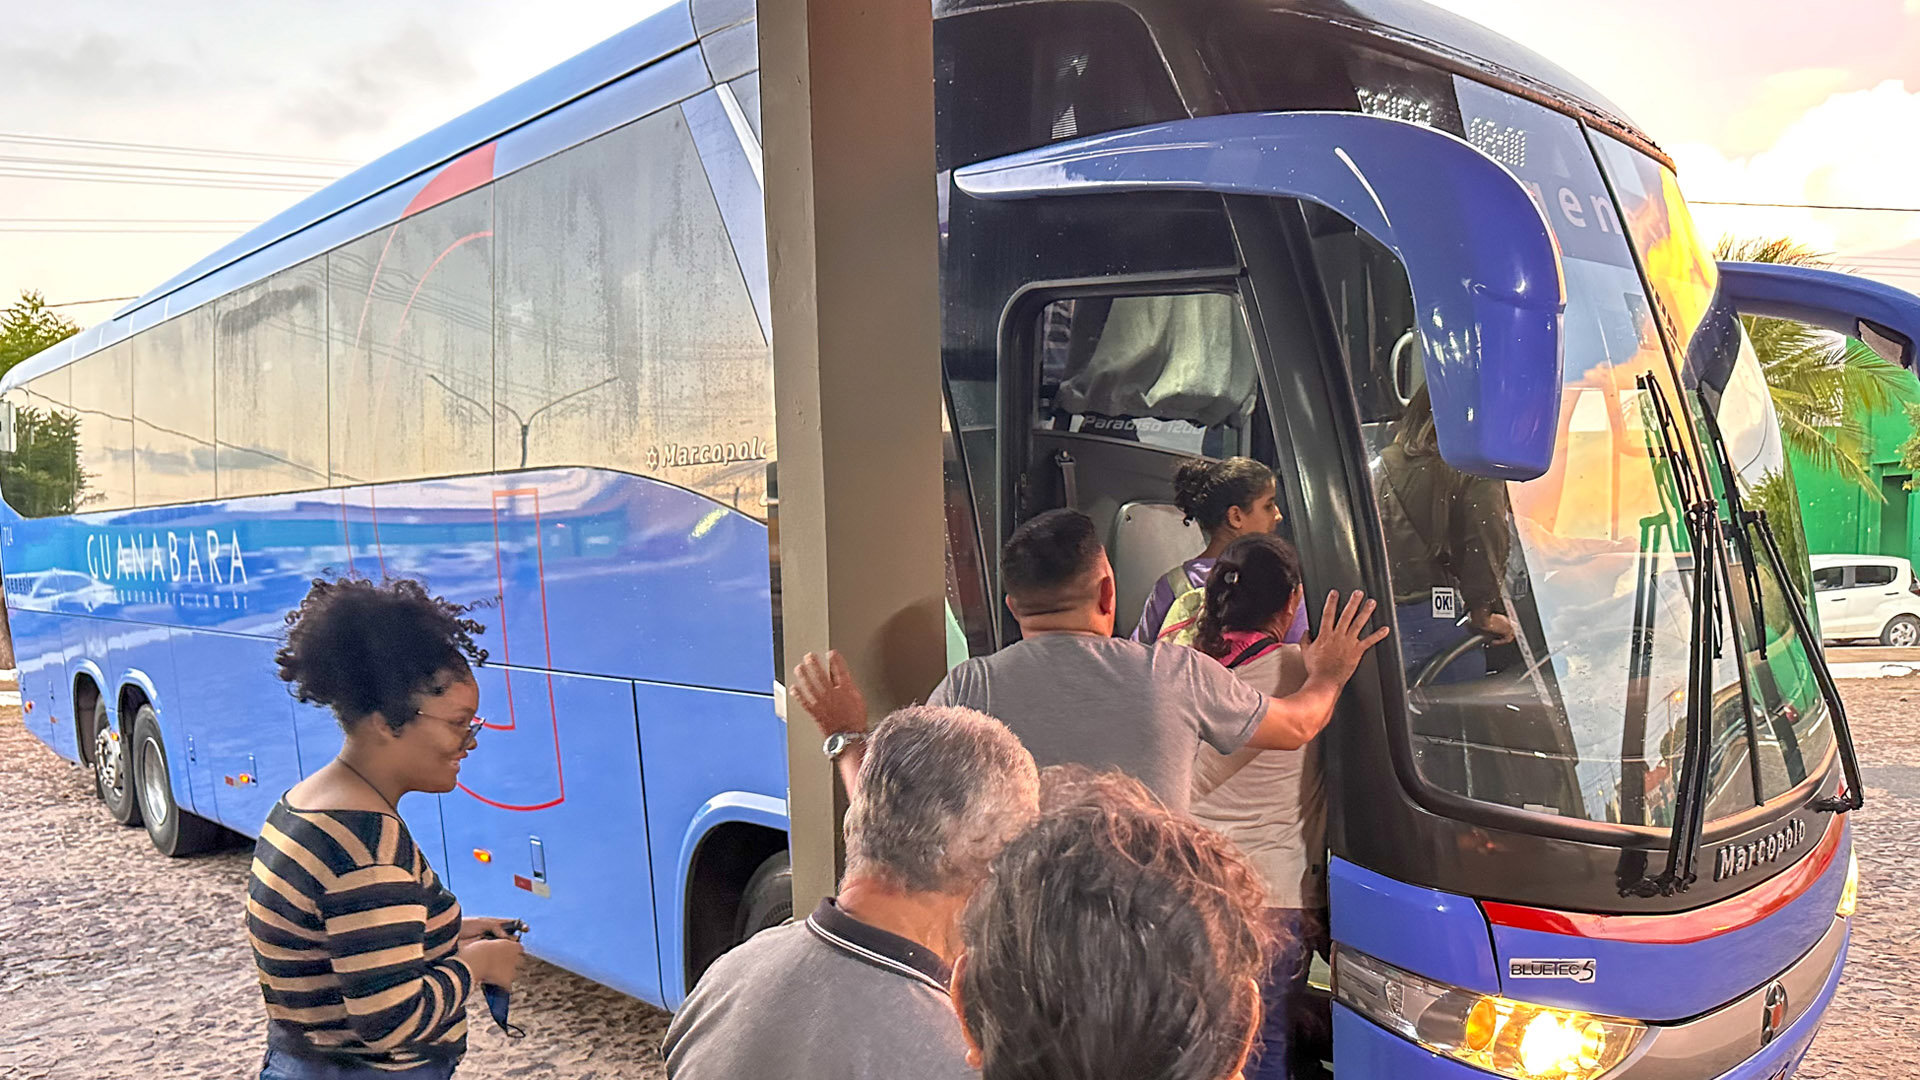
[1837,849,1859,918]
[1334,946,1644,1080]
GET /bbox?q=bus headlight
[1837,849,1859,918]
[1335,946,1644,1080]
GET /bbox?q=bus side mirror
[955,110,1567,480]
[1716,260,1920,372]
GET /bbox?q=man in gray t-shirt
[796,509,1388,816]
[928,634,1262,814]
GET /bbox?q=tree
[1715,237,1912,500]
[0,291,80,380]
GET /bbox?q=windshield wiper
[1629,374,1729,896]
[1693,403,1864,813]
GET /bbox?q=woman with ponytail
[1132,456,1308,645]
[1187,533,1330,1080]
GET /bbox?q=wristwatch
[823,731,869,760]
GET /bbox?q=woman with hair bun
[1132,456,1307,646]
[247,576,525,1079]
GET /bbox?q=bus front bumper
[1333,915,1850,1079]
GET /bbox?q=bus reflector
[1838,850,1859,918]
[474,849,493,864]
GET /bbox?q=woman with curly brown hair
[247,577,524,1079]
[951,769,1273,1080]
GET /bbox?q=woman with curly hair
[247,577,524,1079]
[1133,456,1307,646]
[952,769,1272,1080]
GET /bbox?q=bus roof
[8,0,1652,393]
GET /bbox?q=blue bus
[6,0,1914,1075]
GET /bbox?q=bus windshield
[1310,74,1827,830]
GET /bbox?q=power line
[0,130,358,168]
[44,296,139,308]
[0,152,339,182]
[0,168,323,193]
[0,227,252,234]
[0,218,258,225]
[1693,199,1920,213]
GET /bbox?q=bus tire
[733,851,792,944]
[1882,614,1920,648]
[90,695,142,827]
[132,708,224,857]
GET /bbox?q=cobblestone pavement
[1799,674,1920,1078]
[4,677,1916,1080]
[0,706,669,1080]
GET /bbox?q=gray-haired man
[662,704,1040,1079]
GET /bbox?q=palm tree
[1716,237,1913,499]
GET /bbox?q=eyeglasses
[416,707,485,747]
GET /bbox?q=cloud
[279,22,479,141]
[0,32,202,98]
[1675,80,1920,260]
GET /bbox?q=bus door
[999,283,1286,640]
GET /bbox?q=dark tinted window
[1811,566,1845,592]
[329,190,495,486]
[1,368,80,518]
[1856,565,1897,587]
[494,105,770,511]
[134,309,216,506]
[935,1,1185,170]
[70,344,134,512]
[216,259,330,497]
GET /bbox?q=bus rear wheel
[90,696,142,827]
[132,708,224,857]
[733,851,793,944]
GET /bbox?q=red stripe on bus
[404,143,497,217]
[1482,816,1843,945]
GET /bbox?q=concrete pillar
[758,0,946,910]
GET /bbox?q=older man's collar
[805,898,953,992]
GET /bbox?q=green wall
[1791,379,1920,563]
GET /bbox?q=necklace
[336,757,399,815]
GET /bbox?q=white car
[1810,554,1920,647]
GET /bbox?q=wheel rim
[94,718,126,800]
[139,736,170,829]
[1894,621,1919,648]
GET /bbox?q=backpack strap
[1224,634,1282,669]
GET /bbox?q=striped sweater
[247,799,471,1071]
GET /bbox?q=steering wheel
[1409,630,1497,690]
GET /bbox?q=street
[2,676,1915,1079]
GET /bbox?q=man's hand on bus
[793,650,870,790]
[1248,590,1390,751]
[1472,609,1516,645]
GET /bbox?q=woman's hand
[791,651,868,737]
[459,916,525,945]
[460,937,525,989]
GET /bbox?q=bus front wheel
[734,851,793,944]
[90,696,142,827]
[132,708,225,857]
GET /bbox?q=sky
[3,0,1919,327]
